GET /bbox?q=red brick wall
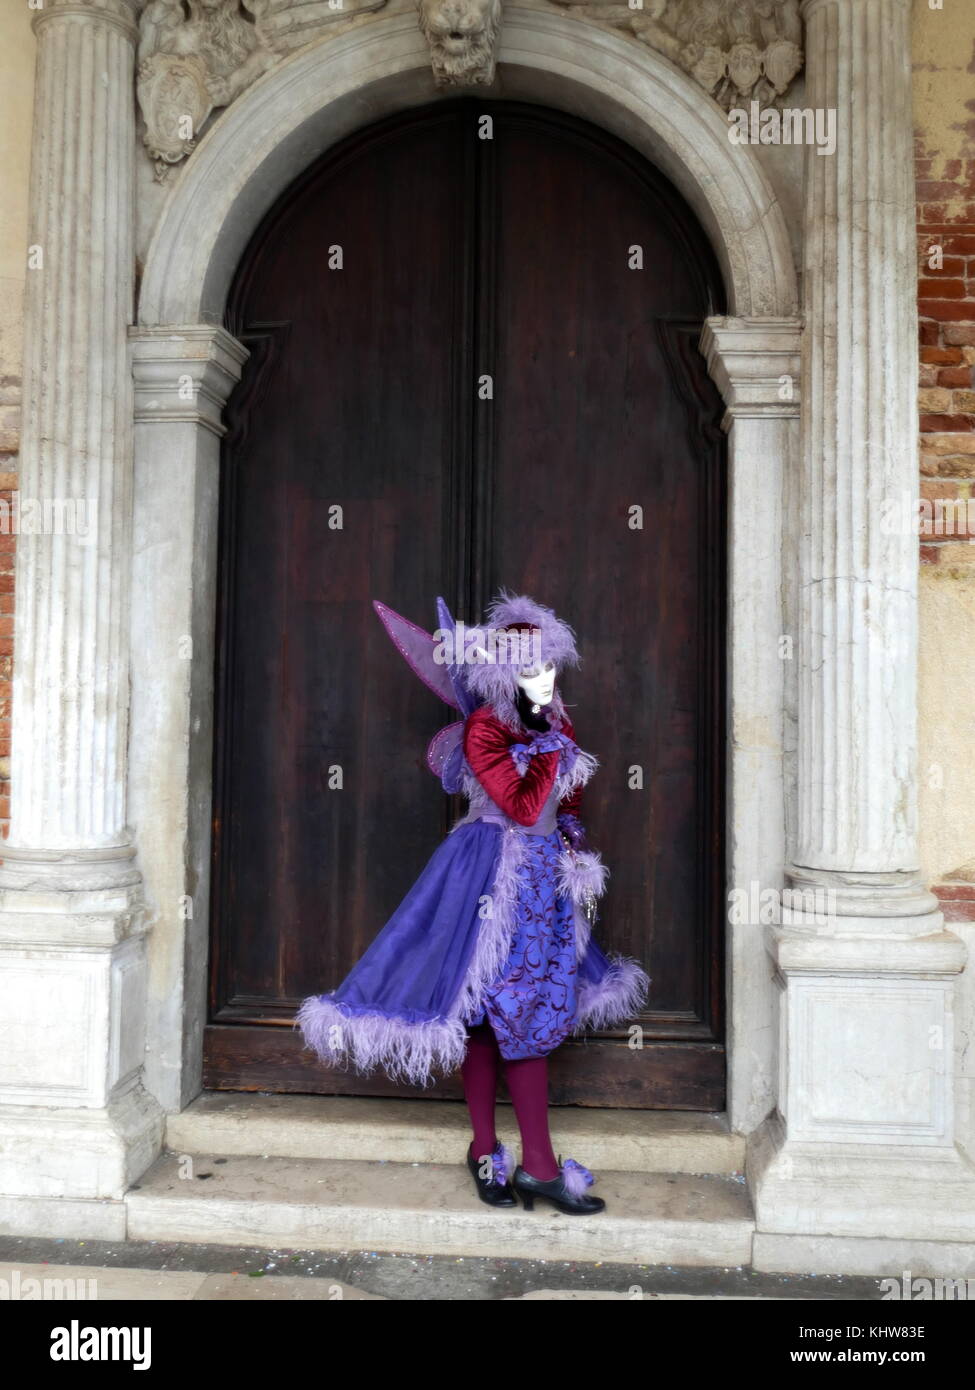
[916,146,975,921]
[917,150,975,559]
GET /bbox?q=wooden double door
[206,101,727,1108]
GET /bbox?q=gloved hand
[557,811,589,852]
[509,729,576,775]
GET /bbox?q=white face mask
[516,659,556,708]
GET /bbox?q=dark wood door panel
[212,111,472,1025]
[207,101,727,1105]
[487,114,726,1040]
[204,1024,726,1110]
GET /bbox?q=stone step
[167,1092,744,1176]
[127,1150,755,1268]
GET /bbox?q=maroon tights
[461,1020,560,1181]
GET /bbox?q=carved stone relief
[549,0,803,110]
[137,0,387,178]
[416,0,503,87]
[136,0,804,178]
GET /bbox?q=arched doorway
[203,100,727,1107]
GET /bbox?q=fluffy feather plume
[554,848,608,903]
[448,824,528,1026]
[560,1157,596,1197]
[494,1140,516,1186]
[574,955,652,1032]
[555,849,608,961]
[293,996,469,1088]
[462,589,581,729]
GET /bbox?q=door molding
[129,7,799,1125]
[205,101,732,1105]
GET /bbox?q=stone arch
[138,7,797,327]
[130,5,799,1130]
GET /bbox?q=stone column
[700,316,802,1134]
[793,0,937,916]
[751,0,975,1270]
[129,326,249,1113]
[0,0,163,1238]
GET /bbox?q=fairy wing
[372,599,460,709]
[373,597,479,793]
[426,721,466,793]
[435,595,478,718]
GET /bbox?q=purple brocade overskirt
[295,819,651,1088]
[467,829,580,1059]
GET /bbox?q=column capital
[801,0,911,18]
[700,315,802,423]
[130,325,250,438]
[33,0,140,42]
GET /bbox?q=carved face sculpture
[416,0,503,87]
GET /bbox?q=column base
[755,918,974,1261]
[0,858,164,1224]
[748,1110,975,1248]
[0,1079,164,1213]
[785,865,943,933]
[0,840,143,899]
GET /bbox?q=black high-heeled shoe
[466,1139,517,1207]
[512,1155,606,1214]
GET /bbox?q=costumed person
[295,590,651,1215]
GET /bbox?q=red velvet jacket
[462,704,583,828]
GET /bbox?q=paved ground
[0,1235,885,1300]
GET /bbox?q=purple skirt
[295,819,650,1087]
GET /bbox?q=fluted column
[749,0,975,1266]
[789,0,937,924]
[0,0,162,1231]
[3,0,139,876]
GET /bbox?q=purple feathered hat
[462,588,581,731]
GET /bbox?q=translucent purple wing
[435,595,477,717]
[373,600,460,710]
[426,722,466,793]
